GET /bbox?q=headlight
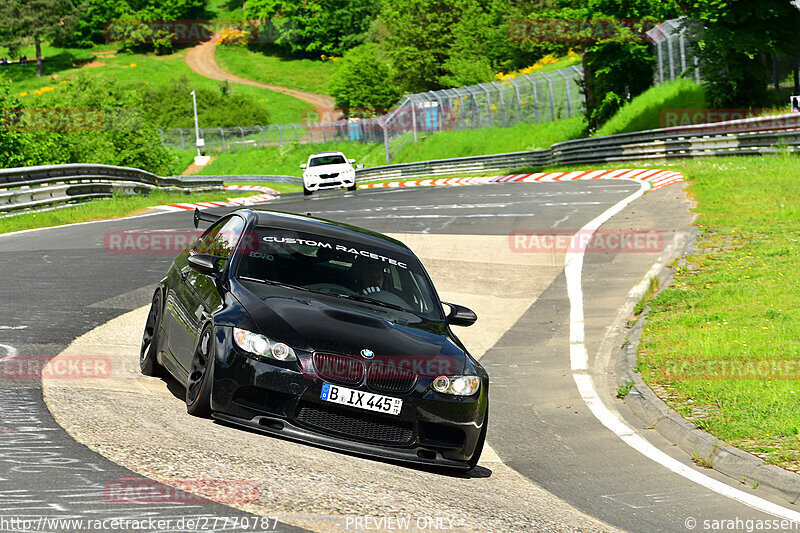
[233,327,297,361]
[431,375,480,396]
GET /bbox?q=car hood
[234,281,466,374]
[304,163,353,176]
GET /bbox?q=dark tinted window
[194,216,245,259]
[236,227,441,319]
[309,155,346,167]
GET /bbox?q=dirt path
[185,33,336,119]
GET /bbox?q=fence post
[382,120,390,163]
[541,72,556,121]
[508,78,522,123]
[323,122,327,142]
[178,128,184,151]
[411,101,417,142]
[307,122,312,143]
[557,70,572,118]
[679,34,687,76]
[491,82,506,126]
[257,125,264,147]
[218,127,225,152]
[480,85,492,126]
[277,124,282,146]
[528,75,539,123]
[694,56,701,84]
[292,123,298,141]
[667,36,675,81]
[158,128,164,143]
[453,88,467,130]
[656,39,664,84]
[238,126,245,148]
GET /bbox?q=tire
[140,291,163,376]
[347,183,357,192]
[466,408,488,470]
[186,325,215,417]
[303,185,312,196]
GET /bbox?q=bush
[141,76,271,128]
[329,44,401,117]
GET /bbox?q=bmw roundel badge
[361,349,375,359]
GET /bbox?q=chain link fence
[158,64,585,163]
[647,17,702,85]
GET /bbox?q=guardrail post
[541,72,555,121]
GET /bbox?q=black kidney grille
[296,403,413,445]
[320,173,339,179]
[313,353,364,385]
[366,362,417,393]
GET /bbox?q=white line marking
[566,178,800,520]
[0,345,18,357]
[0,326,27,330]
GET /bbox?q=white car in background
[300,151,361,196]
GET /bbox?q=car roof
[308,151,345,158]
[243,209,411,254]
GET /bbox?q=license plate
[320,383,402,416]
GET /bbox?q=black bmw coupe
[140,208,489,469]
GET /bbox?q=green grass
[391,117,586,163]
[628,154,800,470]
[4,46,314,125]
[215,45,336,97]
[190,117,587,177]
[595,78,707,137]
[0,189,256,234]
[195,142,386,176]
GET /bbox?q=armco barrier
[0,164,224,213]
[355,113,800,182]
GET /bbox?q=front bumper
[210,330,488,469]
[303,175,355,191]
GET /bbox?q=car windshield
[309,155,346,167]
[235,227,442,319]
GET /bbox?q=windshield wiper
[330,293,408,313]
[238,276,310,292]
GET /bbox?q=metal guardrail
[355,113,800,181]
[197,174,300,184]
[0,164,224,213]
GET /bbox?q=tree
[244,0,381,56]
[329,43,401,116]
[0,0,79,77]
[679,0,800,107]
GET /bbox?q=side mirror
[300,163,307,169]
[443,302,477,327]
[348,158,356,164]
[188,254,222,276]
[356,163,365,170]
